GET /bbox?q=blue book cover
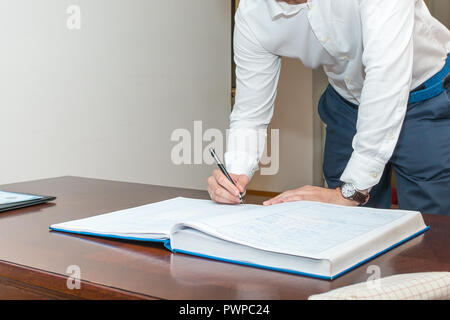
[50,224,429,280]
[49,197,430,280]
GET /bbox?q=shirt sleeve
[224,8,281,179]
[340,0,415,190]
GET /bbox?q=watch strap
[352,190,369,205]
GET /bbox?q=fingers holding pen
[207,173,241,204]
[212,169,241,197]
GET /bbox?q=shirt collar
[266,0,308,19]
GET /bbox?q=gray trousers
[318,80,450,215]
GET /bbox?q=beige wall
[428,0,450,27]
[0,0,231,190]
[3,1,445,193]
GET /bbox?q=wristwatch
[340,183,369,205]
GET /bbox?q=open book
[50,197,429,280]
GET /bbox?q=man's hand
[263,185,359,206]
[207,170,249,204]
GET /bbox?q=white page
[51,197,258,238]
[172,201,417,259]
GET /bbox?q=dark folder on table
[0,190,56,213]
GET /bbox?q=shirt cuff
[224,150,258,180]
[340,152,386,191]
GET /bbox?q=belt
[409,54,450,104]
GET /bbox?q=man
[207,0,450,215]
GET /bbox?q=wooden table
[0,176,448,300]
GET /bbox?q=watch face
[341,184,356,198]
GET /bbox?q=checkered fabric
[308,272,450,300]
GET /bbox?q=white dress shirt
[225,0,450,190]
